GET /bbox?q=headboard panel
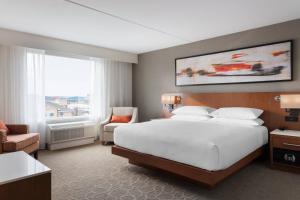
[183,92,300,131]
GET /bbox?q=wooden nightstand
[270,129,300,172]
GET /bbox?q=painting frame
[175,40,293,86]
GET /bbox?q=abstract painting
[175,41,292,86]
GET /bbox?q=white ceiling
[0,0,300,54]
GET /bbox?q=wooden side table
[0,151,51,200]
[270,129,300,172]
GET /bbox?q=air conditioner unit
[46,121,97,150]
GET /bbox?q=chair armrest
[0,129,7,141]
[128,108,138,124]
[100,117,111,126]
[6,124,29,135]
[0,129,7,153]
[99,110,112,142]
[100,108,112,126]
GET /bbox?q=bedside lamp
[161,94,182,112]
[280,94,300,122]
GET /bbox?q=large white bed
[114,119,268,171]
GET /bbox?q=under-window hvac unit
[46,121,97,150]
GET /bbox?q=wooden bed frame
[112,92,300,187]
[112,146,263,187]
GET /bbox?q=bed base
[112,145,263,187]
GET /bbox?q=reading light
[280,94,300,122]
[280,95,300,108]
[161,94,182,112]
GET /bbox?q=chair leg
[33,151,38,159]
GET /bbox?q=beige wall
[133,19,300,121]
[0,28,137,63]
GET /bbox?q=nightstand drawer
[273,148,300,167]
[272,136,300,151]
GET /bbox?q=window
[45,55,93,118]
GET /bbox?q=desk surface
[0,151,51,185]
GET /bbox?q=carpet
[39,143,300,200]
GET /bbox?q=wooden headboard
[183,92,300,131]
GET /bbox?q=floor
[39,143,300,200]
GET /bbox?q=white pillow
[172,106,216,116]
[170,115,211,121]
[210,107,263,120]
[211,117,264,126]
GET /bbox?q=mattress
[114,119,268,171]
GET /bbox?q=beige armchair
[100,107,138,144]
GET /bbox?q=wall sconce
[279,94,300,122]
[161,94,182,112]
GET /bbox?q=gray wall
[133,19,300,121]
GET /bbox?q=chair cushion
[3,133,40,152]
[111,115,132,123]
[112,107,133,116]
[0,120,8,131]
[104,123,127,132]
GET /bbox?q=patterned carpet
[39,143,300,200]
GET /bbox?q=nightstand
[270,129,300,172]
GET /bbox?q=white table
[0,151,51,200]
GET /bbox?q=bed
[114,119,268,171]
[111,92,300,187]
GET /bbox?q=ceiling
[0,0,300,54]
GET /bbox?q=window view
[45,55,93,118]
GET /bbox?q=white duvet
[114,119,268,171]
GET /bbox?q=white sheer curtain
[90,58,132,122]
[0,46,27,123]
[26,49,46,148]
[0,46,46,148]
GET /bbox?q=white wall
[0,28,137,63]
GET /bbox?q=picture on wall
[175,40,292,86]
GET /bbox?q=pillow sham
[170,115,211,121]
[210,107,263,120]
[172,106,216,116]
[211,117,264,126]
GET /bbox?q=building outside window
[44,55,93,119]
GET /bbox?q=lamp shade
[161,95,181,104]
[280,94,300,108]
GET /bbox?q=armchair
[100,107,138,144]
[0,123,40,159]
